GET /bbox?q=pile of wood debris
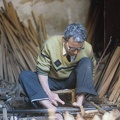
[0,0,47,83]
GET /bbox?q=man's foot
[72,102,85,117]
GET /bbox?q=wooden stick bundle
[0,0,47,83]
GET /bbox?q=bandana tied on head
[64,23,87,42]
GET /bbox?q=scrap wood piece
[99,57,120,98]
[86,100,106,114]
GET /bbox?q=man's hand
[48,91,65,106]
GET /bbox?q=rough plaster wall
[0,0,90,36]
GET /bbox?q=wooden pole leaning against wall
[32,10,43,47]
[0,0,48,82]
[0,28,4,79]
[28,19,39,47]
[5,1,22,32]
[5,21,36,71]
[1,6,40,58]
[0,15,29,70]
[32,11,48,47]
[20,22,40,58]
[0,25,19,82]
[0,26,8,81]
[40,14,47,41]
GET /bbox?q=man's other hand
[48,92,65,106]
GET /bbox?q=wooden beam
[98,47,120,92]
[109,74,120,101]
[99,56,120,98]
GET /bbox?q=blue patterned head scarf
[64,23,87,42]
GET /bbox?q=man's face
[64,37,84,56]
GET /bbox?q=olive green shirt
[36,35,96,79]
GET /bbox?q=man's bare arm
[38,75,65,106]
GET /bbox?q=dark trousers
[19,58,97,102]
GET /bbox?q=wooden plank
[109,74,120,101]
[98,47,120,91]
[99,57,120,98]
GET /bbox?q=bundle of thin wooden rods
[0,0,47,83]
[94,45,120,104]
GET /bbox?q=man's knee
[19,70,30,83]
[78,57,93,68]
